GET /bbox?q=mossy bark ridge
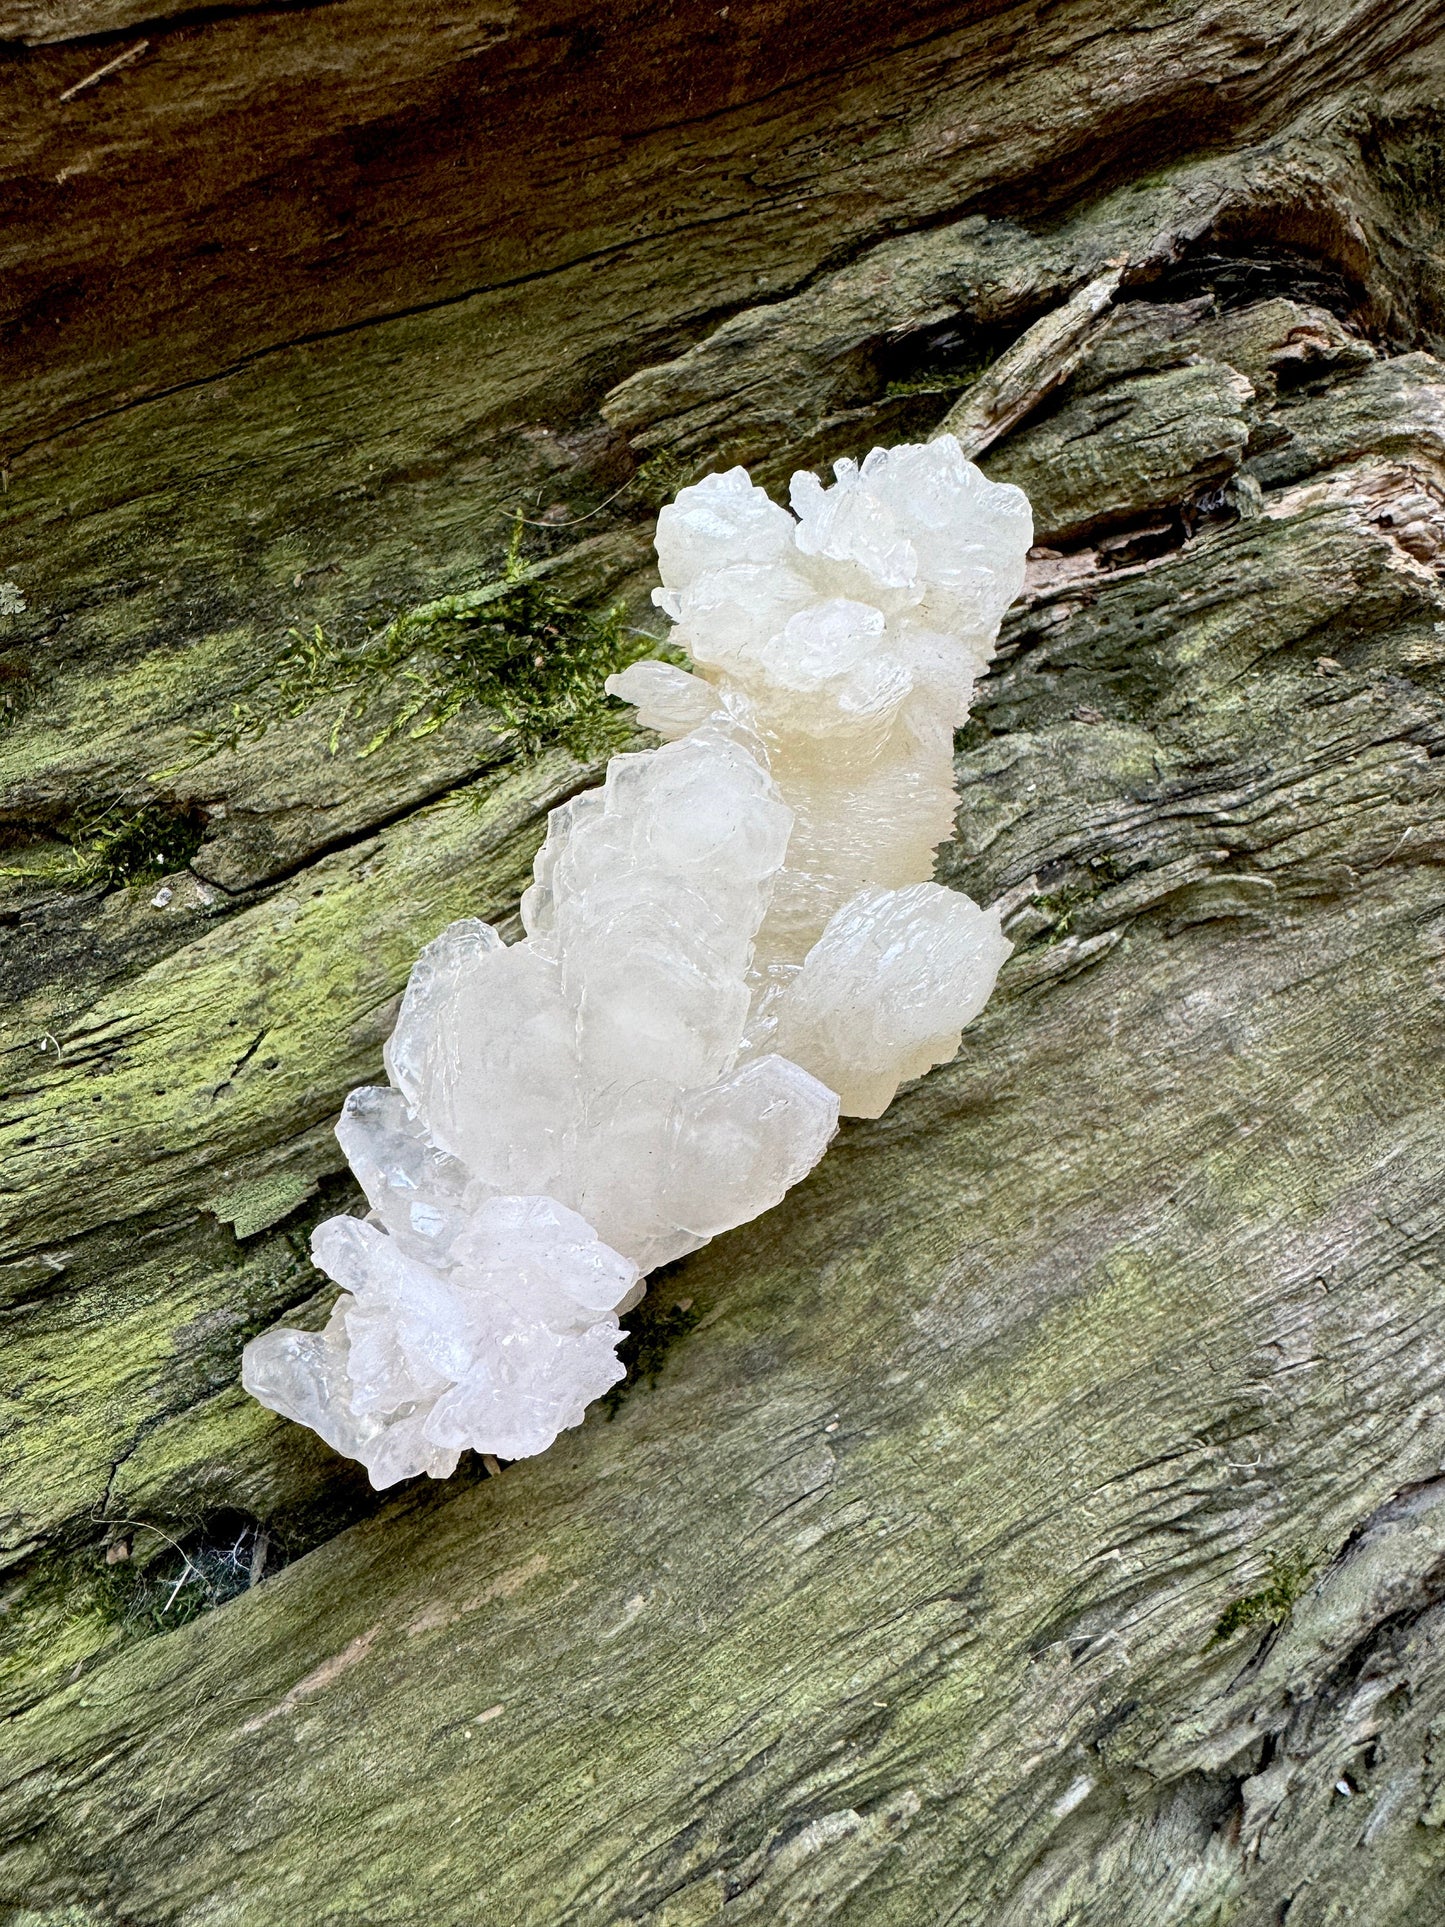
[3,4,1445,1922]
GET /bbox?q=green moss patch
[190,521,670,768]
[1211,1548,1316,1646]
[0,798,205,896]
[67,799,206,890]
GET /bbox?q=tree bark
[3,4,1445,1922]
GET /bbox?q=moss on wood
[1211,1550,1318,1647]
[187,521,666,770]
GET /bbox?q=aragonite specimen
[243,436,1033,1485]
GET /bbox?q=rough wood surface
[3,3,1445,1922]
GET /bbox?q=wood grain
[2,2,1445,1919]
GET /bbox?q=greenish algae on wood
[3,4,1445,1923]
[5,868,1445,1923]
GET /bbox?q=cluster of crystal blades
[242,437,1033,1485]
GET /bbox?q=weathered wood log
[3,3,1445,1921]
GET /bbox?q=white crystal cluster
[243,436,1032,1486]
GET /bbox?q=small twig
[92,1512,202,1577]
[934,267,1125,460]
[163,1560,201,1613]
[59,39,149,103]
[500,475,636,529]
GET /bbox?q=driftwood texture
[3,3,1445,1921]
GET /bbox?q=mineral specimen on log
[242,437,1031,1482]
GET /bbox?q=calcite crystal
[243,437,1032,1485]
